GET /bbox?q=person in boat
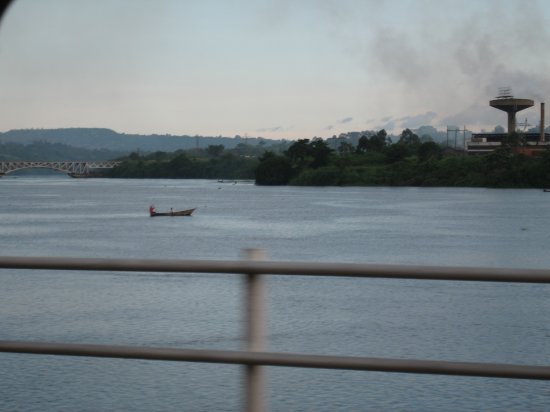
[170,208,173,215]
[149,205,156,216]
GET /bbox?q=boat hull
[150,208,196,217]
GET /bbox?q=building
[466,91,550,155]
[467,131,550,155]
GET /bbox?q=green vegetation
[0,141,124,161]
[7,128,547,188]
[255,129,550,188]
[109,145,259,180]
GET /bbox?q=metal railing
[1,251,550,412]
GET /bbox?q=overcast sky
[1,0,549,139]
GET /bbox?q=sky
[1,0,550,140]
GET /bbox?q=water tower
[489,87,534,133]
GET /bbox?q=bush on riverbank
[255,135,550,188]
[110,150,258,180]
[108,131,550,188]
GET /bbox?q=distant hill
[0,141,125,162]
[0,128,283,152]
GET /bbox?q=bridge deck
[0,161,121,176]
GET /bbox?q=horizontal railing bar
[0,340,548,380]
[0,256,550,283]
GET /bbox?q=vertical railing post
[243,248,266,412]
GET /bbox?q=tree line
[109,145,259,180]
[107,128,550,188]
[254,129,550,188]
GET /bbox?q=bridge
[0,160,121,177]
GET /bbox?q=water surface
[1,177,549,411]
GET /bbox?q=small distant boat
[544,189,550,192]
[149,207,196,217]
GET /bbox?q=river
[0,176,549,411]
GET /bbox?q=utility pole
[462,126,468,155]
[447,126,460,148]
[454,128,458,149]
